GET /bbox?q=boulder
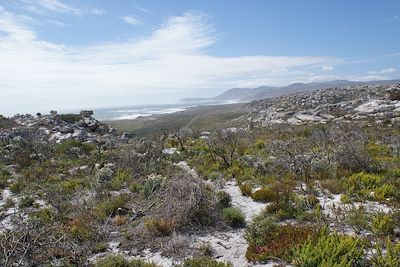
[355,100,395,114]
[80,110,94,118]
[386,87,400,101]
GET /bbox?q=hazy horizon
[1,0,400,115]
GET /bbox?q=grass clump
[221,207,245,227]
[239,182,252,196]
[251,188,274,202]
[217,191,231,209]
[95,254,159,267]
[180,257,232,267]
[145,218,176,236]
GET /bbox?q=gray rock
[80,110,94,118]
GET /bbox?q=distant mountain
[179,79,400,103]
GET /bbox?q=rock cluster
[245,84,400,126]
[1,110,116,144]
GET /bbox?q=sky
[0,0,399,115]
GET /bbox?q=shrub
[18,196,35,209]
[129,182,144,193]
[264,201,300,221]
[93,242,109,253]
[372,213,395,236]
[292,229,365,267]
[113,215,128,226]
[143,174,164,197]
[9,180,23,194]
[60,113,81,123]
[239,182,252,197]
[95,255,159,267]
[145,218,176,236]
[251,188,275,202]
[246,224,314,262]
[344,172,383,193]
[320,179,344,194]
[217,191,231,209]
[69,217,94,241]
[180,257,232,267]
[370,239,400,267]
[374,184,396,201]
[340,194,350,204]
[94,195,128,221]
[245,216,277,247]
[221,207,245,227]
[345,206,370,234]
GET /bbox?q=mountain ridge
[179,79,400,103]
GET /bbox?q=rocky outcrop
[244,84,400,126]
[2,110,117,144]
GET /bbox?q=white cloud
[380,68,396,74]
[368,68,396,75]
[17,0,82,16]
[121,16,142,25]
[321,65,334,71]
[0,10,333,115]
[347,75,388,82]
[46,19,69,26]
[90,8,105,15]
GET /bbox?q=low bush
[180,257,232,267]
[239,182,252,197]
[93,195,128,221]
[372,213,395,236]
[370,239,400,267]
[93,242,109,253]
[95,255,159,267]
[18,196,35,209]
[292,228,365,266]
[145,218,176,236]
[246,223,314,262]
[217,191,231,209]
[221,207,245,227]
[59,113,81,123]
[320,179,344,194]
[251,188,275,202]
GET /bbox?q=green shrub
[245,216,277,247]
[292,228,365,267]
[94,195,128,221]
[345,206,370,234]
[60,113,81,123]
[251,188,275,202]
[372,213,395,236]
[18,196,35,209]
[340,194,350,204]
[93,242,109,253]
[264,201,300,221]
[95,255,159,267]
[143,174,164,196]
[180,257,232,267]
[217,191,231,209]
[239,182,252,196]
[370,239,400,267]
[374,184,396,201]
[344,172,383,193]
[9,180,23,194]
[222,207,245,227]
[129,182,144,193]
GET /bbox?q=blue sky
[0,0,399,115]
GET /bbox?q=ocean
[92,100,240,121]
